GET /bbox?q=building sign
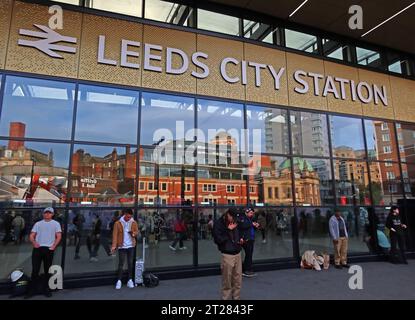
[18,24,388,106]
[80,177,97,188]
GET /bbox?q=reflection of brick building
[372,121,405,202]
[0,123,67,202]
[70,135,324,206]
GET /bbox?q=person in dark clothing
[238,208,260,277]
[212,208,242,300]
[72,211,85,260]
[87,214,102,262]
[386,206,408,264]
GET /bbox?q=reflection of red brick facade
[8,122,25,151]
[70,146,322,205]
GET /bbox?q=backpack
[143,272,159,288]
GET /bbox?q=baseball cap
[245,207,254,214]
[43,207,54,214]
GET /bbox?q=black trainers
[334,265,342,269]
[44,291,52,298]
[243,271,257,277]
[342,264,350,268]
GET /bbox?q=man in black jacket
[238,208,260,277]
[386,206,408,264]
[212,208,243,300]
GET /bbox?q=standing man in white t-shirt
[111,208,139,289]
[26,207,62,298]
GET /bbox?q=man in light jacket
[111,208,139,289]
[329,209,350,269]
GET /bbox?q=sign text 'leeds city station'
[18,25,388,106]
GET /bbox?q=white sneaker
[262,239,267,244]
[89,257,98,262]
[179,246,187,250]
[127,279,134,288]
[115,280,122,290]
[169,245,176,251]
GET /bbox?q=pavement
[4,260,415,300]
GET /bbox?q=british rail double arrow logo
[18,24,77,59]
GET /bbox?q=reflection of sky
[198,99,244,145]
[364,120,375,150]
[141,92,194,145]
[331,116,364,149]
[74,145,137,158]
[75,85,139,144]
[0,76,74,139]
[0,140,71,168]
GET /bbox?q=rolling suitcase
[135,237,145,286]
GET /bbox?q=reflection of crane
[23,174,66,202]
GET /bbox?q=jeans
[74,231,82,256]
[171,232,185,248]
[30,247,54,294]
[118,247,134,280]
[242,240,254,273]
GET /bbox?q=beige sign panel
[286,52,328,112]
[244,43,288,106]
[142,25,196,94]
[390,75,415,123]
[324,61,363,116]
[78,14,142,87]
[0,0,12,69]
[196,34,244,101]
[6,1,81,78]
[358,69,394,120]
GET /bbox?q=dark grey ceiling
[206,0,415,55]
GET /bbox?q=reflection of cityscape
[0,122,67,205]
[1,119,414,206]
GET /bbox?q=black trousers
[242,240,254,273]
[31,247,54,293]
[390,232,407,263]
[118,247,134,280]
[74,231,82,255]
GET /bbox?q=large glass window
[331,116,365,159]
[75,85,139,144]
[322,38,351,62]
[249,156,292,206]
[285,29,318,54]
[291,111,330,157]
[243,20,274,43]
[294,158,334,206]
[137,208,193,268]
[246,105,288,154]
[197,100,245,205]
[297,207,332,253]
[63,208,125,276]
[145,0,193,26]
[369,162,404,205]
[402,163,415,198]
[0,76,75,140]
[86,0,142,17]
[197,9,240,36]
[365,120,398,161]
[356,47,383,69]
[334,159,371,205]
[70,145,137,206]
[397,123,415,163]
[0,140,70,208]
[138,146,195,206]
[140,92,195,147]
